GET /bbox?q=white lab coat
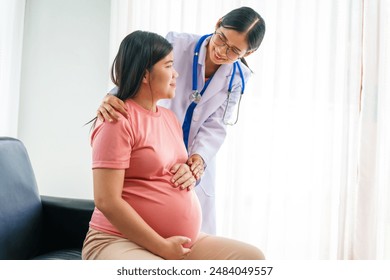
[159,32,252,234]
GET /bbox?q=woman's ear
[215,18,222,30]
[142,70,150,84]
[243,49,256,58]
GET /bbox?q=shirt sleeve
[91,116,133,169]
[165,31,174,43]
[109,86,118,94]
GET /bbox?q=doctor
[96,6,266,234]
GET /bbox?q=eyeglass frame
[211,32,246,61]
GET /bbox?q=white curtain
[354,0,390,259]
[112,0,390,260]
[216,0,362,259]
[0,0,25,137]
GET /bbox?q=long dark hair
[218,6,266,68]
[86,31,172,127]
[111,30,173,101]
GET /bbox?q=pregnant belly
[124,187,202,247]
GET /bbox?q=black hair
[218,6,266,67]
[111,30,173,101]
[85,31,172,128]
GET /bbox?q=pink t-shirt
[89,99,202,247]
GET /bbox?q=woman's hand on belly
[157,236,192,260]
[170,163,196,190]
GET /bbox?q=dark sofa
[0,137,94,260]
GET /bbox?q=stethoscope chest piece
[190,90,202,103]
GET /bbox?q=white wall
[18,0,111,199]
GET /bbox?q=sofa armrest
[39,195,95,255]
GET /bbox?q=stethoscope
[182,34,246,149]
[189,33,246,104]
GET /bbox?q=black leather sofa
[0,137,94,260]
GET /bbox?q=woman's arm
[93,168,191,259]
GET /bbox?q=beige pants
[82,228,265,260]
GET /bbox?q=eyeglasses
[211,32,243,61]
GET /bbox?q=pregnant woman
[82,30,264,260]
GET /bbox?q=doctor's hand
[97,94,128,122]
[158,236,191,260]
[187,154,204,180]
[170,163,196,190]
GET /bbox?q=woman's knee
[233,242,265,260]
[249,246,266,260]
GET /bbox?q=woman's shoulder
[159,106,182,130]
[159,106,176,118]
[166,32,201,60]
[159,106,180,122]
[165,31,201,45]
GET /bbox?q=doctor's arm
[189,92,240,168]
[93,168,191,259]
[189,116,226,169]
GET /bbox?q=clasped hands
[170,154,204,190]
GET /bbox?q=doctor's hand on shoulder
[97,94,128,122]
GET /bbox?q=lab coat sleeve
[109,86,118,94]
[188,88,241,167]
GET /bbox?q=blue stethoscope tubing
[183,34,246,149]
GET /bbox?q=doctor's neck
[204,50,220,79]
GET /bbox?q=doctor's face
[208,27,249,65]
[149,51,179,100]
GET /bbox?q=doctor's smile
[211,48,226,62]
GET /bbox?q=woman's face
[149,51,179,100]
[207,27,249,65]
